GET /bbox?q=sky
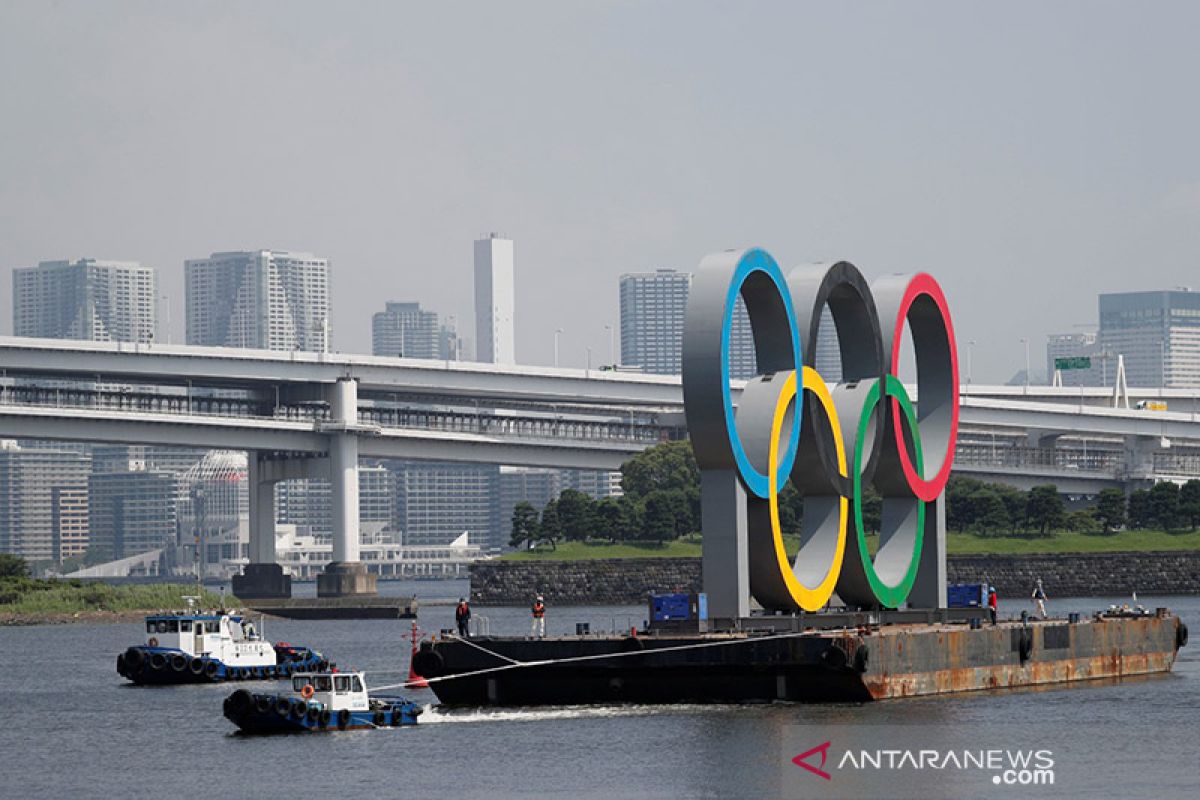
[1,1,1198,382]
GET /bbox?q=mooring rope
[370,628,840,693]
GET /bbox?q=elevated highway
[2,337,1199,595]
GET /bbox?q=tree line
[947,476,1200,536]
[509,441,1200,549]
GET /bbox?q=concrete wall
[470,552,1200,606]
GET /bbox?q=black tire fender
[620,637,645,653]
[227,689,252,714]
[274,697,291,717]
[255,695,271,714]
[337,709,351,729]
[373,711,386,726]
[318,709,331,727]
[205,661,219,678]
[411,646,445,679]
[124,648,144,670]
[189,657,205,675]
[1177,622,1189,649]
[149,653,168,671]
[116,653,126,676]
[821,643,849,670]
[1019,628,1034,663]
[170,654,188,672]
[853,644,870,673]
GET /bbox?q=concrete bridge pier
[231,452,292,599]
[317,378,377,598]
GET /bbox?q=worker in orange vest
[455,597,471,638]
[530,594,546,638]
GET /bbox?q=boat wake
[419,703,737,725]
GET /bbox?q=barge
[413,609,1187,705]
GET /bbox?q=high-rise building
[391,461,499,548]
[619,269,756,377]
[13,259,156,343]
[276,467,394,536]
[0,441,91,562]
[185,250,329,351]
[89,470,178,560]
[1099,289,1200,388]
[473,234,515,364]
[372,302,457,360]
[1046,332,1104,387]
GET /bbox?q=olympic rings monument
[682,248,959,620]
[415,246,1185,705]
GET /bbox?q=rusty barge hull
[415,615,1185,706]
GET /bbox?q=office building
[372,302,457,360]
[1099,289,1200,388]
[185,250,329,351]
[276,466,394,536]
[13,258,156,343]
[89,469,178,560]
[1046,332,1104,387]
[473,234,515,364]
[619,269,756,377]
[0,441,91,562]
[391,461,499,549]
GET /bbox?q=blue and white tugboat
[116,607,329,685]
[223,670,422,734]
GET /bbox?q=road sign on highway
[1055,356,1092,370]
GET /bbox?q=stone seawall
[470,552,1200,606]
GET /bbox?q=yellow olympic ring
[767,366,849,611]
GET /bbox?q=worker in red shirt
[987,585,999,626]
[530,595,546,638]
[455,597,471,638]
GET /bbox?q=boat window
[315,676,332,692]
[167,620,179,633]
[180,620,192,632]
[205,621,220,633]
[293,677,308,692]
[146,622,156,634]
[334,676,350,693]
[352,676,363,693]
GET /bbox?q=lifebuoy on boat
[300,684,315,700]
[147,637,159,647]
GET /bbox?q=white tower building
[473,234,515,365]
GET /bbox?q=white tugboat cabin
[144,612,276,668]
[292,672,371,712]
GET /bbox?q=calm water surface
[1,589,1196,799]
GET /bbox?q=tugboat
[223,670,422,734]
[117,608,329,685]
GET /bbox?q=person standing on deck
[1031,579,1048,619]
[455,597,471,638]
[987,585,998,625]
[530,595,546,638]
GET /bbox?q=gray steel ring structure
[682,248,959,613]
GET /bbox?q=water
[1,594,1197,799]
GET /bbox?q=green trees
[1026,485,1067,535]
[538,499,563,550]
[1095,488,1127,532]
[556,490,596,542]
[1180,480,1200,530]
[509,501,540,549]
[1148,481,1181,531]
[0,554,28,579]
[1127,489,1152,529]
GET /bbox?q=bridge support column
[232,452,292,599]
[318,379,377,598]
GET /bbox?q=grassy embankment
[0,578,232,618]
[503,529,1200,560]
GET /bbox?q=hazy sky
[2,1,1198,382]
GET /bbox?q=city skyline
[4,4,1199,381]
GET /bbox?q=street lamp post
[554,329,564,367]
[604,324,615,367]
[967,339,976,389]
[1020,338,1030,390]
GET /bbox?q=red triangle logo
[792,740,832,780]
